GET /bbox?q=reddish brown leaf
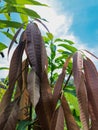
[0,99,19,130]
[27,69,40,108]
[0,33,25,114]
[3,100,19,130]
[25,22,47,79]
[61,95,80,130]
[53,56,71,110]
[50,106,64,130]
[73,52,89,130]
[84,58,98,129]
[15,59,29,120]
[8,24,25,56]
[35,71,53,130]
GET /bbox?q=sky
[0,0,98,78]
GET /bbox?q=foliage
[0,0,98,130]
[0,21,98,130]
[0,0,47,55]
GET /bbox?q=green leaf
[54,38,75,45]
[0,67,9,70]
[16,120,32,130]
[46,32,54,40]
[1,31,14,41]
[20,14,28,23]
[0,5,41,19]
[0,20,22,29]
[58,44,77,53]
[4,0,47,6]
[0,42,7,51]
[63,39,75,45]
[65,93,80,116]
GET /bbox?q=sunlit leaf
[0,20,22,29]
[4,0,47,6]
[0,5,41,19]
[58,44,77,53]
[0,42,7,51]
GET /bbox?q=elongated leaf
[25,22,47,78]
[17,60,29,120]
[0,99,19,130]
[50,106,64,130]
[0,33,25,112]
[0,67,9,70]
[27,69,40,108]
[84,58,98,129]
[73,52,89,130]
[61,95,80,130]
[55,38,75,45]
[0,42,7,51]
[58,44,77,53]
[3,100,19,130]
[53,57,71,110]
[0,5,41,19]
[4,0,47,6]
[35,71,53,130]
[0,20,22,29]
[1,31,16,41]
[8,25,25,56]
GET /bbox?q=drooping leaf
[0,33,25,112]
[8,25,25,56]
[50,106,64,130]
[25,22,47,78]
[84,58,98,129]
[35,71,53,130]
[73,52,89,130]
[3,100,19,130]
[61,95,80,130]
[27,69,40,108]
[53,56,71,110]
[17,59,29,120]
[0,99,19,130]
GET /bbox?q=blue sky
[59,0,98,48]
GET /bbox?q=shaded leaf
[3,100,19,130]
[27,69,40,108]
[35,71,53,130]
[0,99,19,130]
[50,106,64,130]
